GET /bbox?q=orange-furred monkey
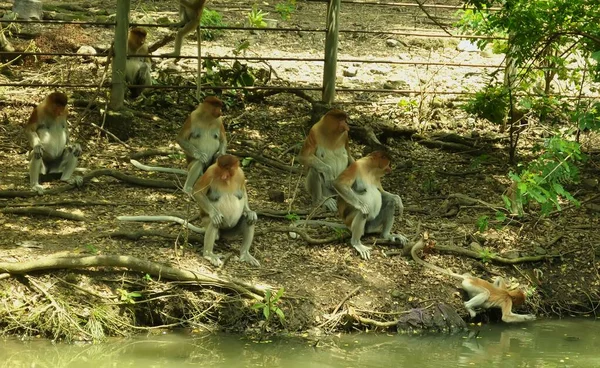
[177,96,227,194]
[193,154,259,267]
[333,151,407,260]
[24,92,82,194]
[299,109,353,212]
[126,27,152,98]
[411,239,536,323]
[166,0,207,57]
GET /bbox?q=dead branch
[148,34,176,53]
[3,200,117,207]
[103,229,204,243]
[230,150,301,174]
[130,149,177,160]
[0,254,265,300]
[0,169,178,198]
[0,207,85,221]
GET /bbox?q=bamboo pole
[322,0,341,104]
[109,0,130,110]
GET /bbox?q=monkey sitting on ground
[125,27,152,98]
[24,92,83,194]
[298,109,353,212]
[333,151,408,260]
[411,239,536,323]
[193,154,260,267]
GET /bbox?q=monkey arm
[333,179,368,215]
[218,132,227,156]
[242,189,257,224]
[176,136,208,163]
[195,191,224,227]
[307,155,335,181]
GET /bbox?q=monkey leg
[183,159,206,194]
[202,223,223,267]
[349,212,371,260]
[306,169,337,212]
[169,21,197,57]
[130,63,152,98]
[220,217,260,267]
[464,289,490,318]
[365,192,407,245]
[28,151,45,194]
[57,145,83,187]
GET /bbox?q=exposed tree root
[104,229,204,243]
[0,254,266,300]
[0,207,85,221]
[229,149,301,174]
[0,169,179,198]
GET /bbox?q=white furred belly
[317,146,348,177]
[215,194,244,228]
[38,126,67,159]
[357,185,382,220]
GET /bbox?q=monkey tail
[411,239,465,279]
[130,159,188,175]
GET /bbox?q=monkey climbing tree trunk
[322,0,341,104]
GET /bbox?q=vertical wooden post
[196,24,202,101]
[322,0,341,104]
[109,0,130,110]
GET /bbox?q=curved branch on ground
[117,215,205,234]
[0,169,179,199]
[229,150,301,174]
[0,254,265,300]
[104,229,204,243]
[0,207,85,221]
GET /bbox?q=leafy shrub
[200,9,226,40]
[463,84,508,125]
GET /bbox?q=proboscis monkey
[166,0,208,57]
[193,154,259,267]
[333,151,407,259]
[177,96,227,194]
[411,239,536,323]
[24,92,83,194]
[298,109,354,212]
[126,27,152,98]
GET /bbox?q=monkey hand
[193,150,209,164]
[209,211,224,228]
[244,210,258,225]
[32,144,44,159]
[357,201,370,217]
[384,233,408,245]
[323,198,338,212]
[66,176,84,188]
[239,251,260,267]
[522,314,536,321]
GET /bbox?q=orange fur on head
[203,96,223,118]
[128,27,147,51]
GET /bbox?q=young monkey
[24,92,82,194]
[298,109,353,212]
[177,96,227,194]
[333,151,407,260]
[125,27,152,98]
[411,239,536,323]
[193,154,259,267]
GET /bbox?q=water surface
[1,319,597,368]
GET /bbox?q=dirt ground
[0,0,599,340]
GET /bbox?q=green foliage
[117,289,142,304]
[478,248,497,263]
[476,215,489,232]
[333,227,348,239]
[503,137,584,215]
[275,0,296,20]
[85,244,99,254]
[248,6,269,28]
[285,213,300,222]
[470,154,489,169]
[574,101,600,132]
[200,9,226,40]
[142,274,152,282]
[203,59,256,90]
[463,84,508,125]
[241,157,254,167]
[252,288,285,324]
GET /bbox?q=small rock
[343,67,358,77]
[390,289,404,299]
[288,232,298,239]
[77,46,96,58]
[386,38,399,48]
[469,242,483,252]
[583,178,598,189]
[534,247,547,255]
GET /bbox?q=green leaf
[275,308,286,321]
